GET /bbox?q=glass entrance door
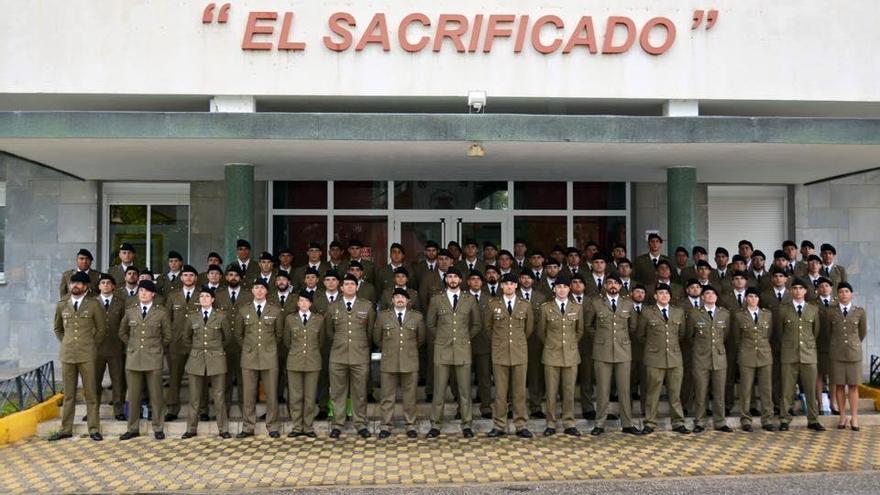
[394,213,508,262]
[455,218,502,252]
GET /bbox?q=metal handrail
[0,361,56,416]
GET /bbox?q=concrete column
[224,163,254,263]
[667,167,696,256]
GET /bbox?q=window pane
[514,182,566,210]
[394,181,508,210]
[333,181,388,209]
[150,205,190,271]
[333,216,388,266]
[573,182,627,210]
[460,222,502,257]
[573,216,627,254]
[273,181,327,209]
[108,205,148,268]
[400,221,443,263]
[273,215,328,261]
[514,216,567,256]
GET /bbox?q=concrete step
[37,412,880,437]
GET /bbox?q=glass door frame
[392,210,512,252]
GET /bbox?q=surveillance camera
[467,90,487,113]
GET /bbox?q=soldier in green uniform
[486,273,534,438]
[116,266,142,302]
[760,264,792,414]
[338,240,376,286]
[813,277,838,415]
[686,285,733,433]
[419,248,456,401]
[312,269,340,420]
[776,278,825,431]
[273,270,297,404]
[374,288,425,438]
[228,239,260,290]
[629,284,648,416]
[376,243,408,293]
[164,264,200,421]
[585,275,641,435]
[347,261,377,304]
[327,273,377,438]
[536,275,584,437]
[731,287,776,431]
[819,244,847,290]
[107,242,137,291]
[234,279,284,438]
[182,286,232,439]
[59,248,100,298]
[155,251,184,297]
[466,269,493,419]
[637,283,690,434]
[455,239,486,275]
[829,282,866,431]
[379,267,420,311]
[119,280,171,440]
[518,270,547,419]
[425,267,482,439]
[50,272,107,441]
[284,289,325,438]
[93,273,127,421]
[251,251,277,289]
[215,266,252,413]
[633,233,669,287]
[292,242,330,288]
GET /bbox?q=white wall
[2,0,880,101]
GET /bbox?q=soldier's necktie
[611,299,617,313]
[624,281,629,292]
[843,307,848,317]
[231,291,237,303]
[560,302,565,313]
[346,301,352,311]
[262,277,268,284]
[398,312,403,326]
[129,290,135,296]
[507,300,513,315]
[203,311,209,323]
[142,306,148,318]
[170,274,176,282]
[813,279,819,288]
[256,304,262,318]
[73,300,79,312]
[708,309,714,320]
[280,295,286,306]
[469,263,474,271]
[303,314,308,325]
[576,296,582,304]
[824,266,830,277]
[777,292,783,301]
[737,294,743,307]
[635,305,641,315]
[490,287,496,297]
[596,278,602,289]
[572,267,578,274]
[185,291,191,303]
[429,264,435,272]
[241,263,246,272]
[452,294,458,310]
[797,304,802,318]
[824,299,829,307]
[662,308,668,321]
[753,312,759,324]
[104,299,110,310]
[694,300,699,308]
[652,258,658,267]
[525,292,530,301]
[329,295,335,302]
[475,294,480,302]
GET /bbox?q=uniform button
[258,343,261,346]
[204,342,207,345]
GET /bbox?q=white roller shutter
[708,186,787,256]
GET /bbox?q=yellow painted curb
[858,384,880,411]
[0,393,63,445]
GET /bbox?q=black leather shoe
[763,424,778,432]
[219,432,232,439]
[716,426,734,433]
[462,428,474,438]
[406,430,418,438]
[200,413,210,422]
[236,431,254,439]
[358,428,371,438]
[164,413,177,422]
[741,424,753,432]
[641,426,654,435]
[269,431,281,438]
[119,431,140,440]
[181,432,197,439]
[486,428,505,438]
[590,427,604,436]
[378,430,391,439]
[692,425,706,433]
[329,429,341,439]
[583,411,596,420]
[481,411,493,419]
[425,428,441,439]
[778,423,790,431]
[563,427,581,437]
[530,411,546,419]
[288,431,303,438]
[516,429,533,439]
[305,432,317,438]
[154,431,165,440]
[90,432,103,441]
[114,414,127,421]
[807,422,826,432]
[672,425,691,434]
[622,427,642,435]
[48,432,73,441]
[543,427,556,436]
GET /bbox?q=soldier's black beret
[468,270,484,280]
[393,266,409,276]
[305,266,321,276]
[125,266,141,275]
[543,258,561,267]
[692,246,707,256]
[647,233,663,242]
[686,278,701,287]
[167,250,183,261]
[425,240,439,249]
[77,248,94,260]
[207,252,223,263]
[484,264,500,273]
[500,273,518,284]
[237,239,251,249]
[307,242,323,250]
[752,250,766,259]
[342,274,359,284]
[838,282,853,292]
[348,260,364,270]
[323,270,340,280]
[605,274,622,284]
[732,270,748,279]
[745,287,760,297]
[119,242,136,253]
[498,249,513,259]
[816,277,833,287]
[731,255,746,264]
[199,285,216,297]
[138,280,157,293]
[820,243,836,254]
[769,265,788,276]
[437,249,453,259]
[70,271,91,284]
[654,283,672,293]
[278,247,293,256]
[801,240,815,249]
[390,242,405,253]
[695,260,712,269]
[275,270,291,280]
[259,251,274,261]
[207,264,223,274]
[252,279,270,289]
[701,285,718,295]
[298,288,314,301]
[782,240,798,249]
[518,270,536,281]
[773,249,787,260]
[329,240,343,249]
[348,239,364,248]
[392,287,411,299]
[181,264,198,275]
[225,266,243,276]
[715,247,729,256]
[807,254,821,262]
[789,278,808,289]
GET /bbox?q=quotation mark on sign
[202,3,231,24]
[691,9,719,30]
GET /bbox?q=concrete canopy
[0,112,878,183]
